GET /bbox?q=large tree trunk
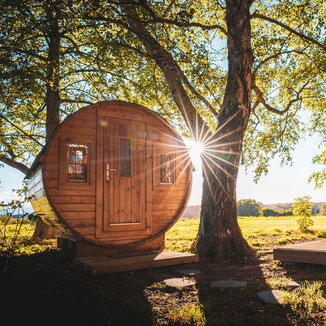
[121,0,255,262]
[197,0,255,263]
[45,0,61,141]
[33,1,61,240]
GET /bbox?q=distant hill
[182,202,325,218]
[181,205,201,218]
[259,202,325,215]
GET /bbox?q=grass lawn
[1,215,326,325]
[166,215,326,253]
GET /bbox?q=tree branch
[139,1,229,37]
[120,0,211,139]
[253,81,309,115]
[0,113,43,146]
[251,13,326,51]
[178,66,219,119]
[0,156,29,175]
[254,48,325,75]
[0,46,48,62]
[61,99,93,105]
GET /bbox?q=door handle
[106,163,117,181]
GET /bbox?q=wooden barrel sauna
[26,101,193,257]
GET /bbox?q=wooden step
[76,250,199,274]
[273,239,326,265]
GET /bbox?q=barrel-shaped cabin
[26,101,192,257]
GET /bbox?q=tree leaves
[1,0,325,187]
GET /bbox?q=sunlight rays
[180,108,244,202]
[155,105,243,203]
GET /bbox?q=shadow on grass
[0,249,154,326]
[279,260,326,284]
[194,254,292,326]
[0,248,301,326]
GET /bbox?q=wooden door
[96,114,152,240]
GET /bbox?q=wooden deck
[76,250,199,275]
[273,239,326,265]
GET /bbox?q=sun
[186,140,204,170]
[189,141,204,156]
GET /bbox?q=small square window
[160,154,174,184]
[67,144,88,182]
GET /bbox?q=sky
[185,134,326,206]
[1,133,324,212]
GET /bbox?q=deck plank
[273,240,326,265]
[76,250,199,274]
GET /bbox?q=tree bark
[33,1,61,240]
[197,0,255,262]
[120,0,256,262]
[0,156,29,174]
[45,0,61,141]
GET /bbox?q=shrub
[262,208,279,217]
[0,183,41,264]
[292,196,313,232]
[278,209,293,216]
[321,203,326,216]
[237,199,261,217]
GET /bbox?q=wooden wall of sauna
[27,101,192,248]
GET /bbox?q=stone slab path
[257,290,285,304]
[210,280,248,289]
[164,278,196,288]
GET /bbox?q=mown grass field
[165,215,326,253]
[2,215,325,256]
[1,215,326,325]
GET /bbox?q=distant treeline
[181,201,326,218]
[237,199,325,217]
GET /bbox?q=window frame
[58,135,95,190]
[153,146,176,189]
[159,153,174,184]
[119,136,132,178]
[67,145,88,182]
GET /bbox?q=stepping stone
[164,278,196,288]
[287,281,302,288]
[288,280,326,288]
[210,280,247,289]
[257,290,285,304]
[176,269,201,276]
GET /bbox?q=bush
[278,209,293,216]
[0,183,41,262]
[321,203,326,216]
[292,196,313,232]
[262,208,279,217]
[237,199,261,217]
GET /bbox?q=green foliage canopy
[1,0,325,184]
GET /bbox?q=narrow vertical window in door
[120,138,131,177]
